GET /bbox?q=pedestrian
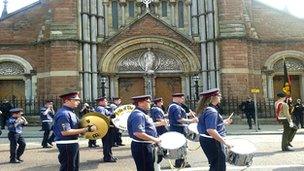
[167,93,198,168]
[80,103,99,148]
[95,97,117,162]
[53,91,96,171]
[0,99,13,129]
[127,95,161,171]
[109,97,125,146]
[150,97,167,135]
[275,92,297,151]
[40,100,55,148]
[196,88,233,171]
[7,108,28,163]
[239,97,255,129]
[292,99,304,128]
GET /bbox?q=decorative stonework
[0,62,25,75]
[273,58,304,72]
[117,49,182,72]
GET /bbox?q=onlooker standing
[240,97,255,129]
[40,100,55,148]
[0,99,13,129]
[7,108,28,163]
[293,99,304,128]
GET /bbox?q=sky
[0,0,304,19]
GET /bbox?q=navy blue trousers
[200,136,226,171]
[102,127,115,160]
[57,143,79,171]
[41,122,52,147]
[131,141,155,171]
[8,132,26,161]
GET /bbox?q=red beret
[172,93,185,97]
[199,88,221,98]
[59,91,80,101]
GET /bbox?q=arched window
[273,58,304,72]
[161,1,168,17]
[112,0,119,29]
[178,0,184,28]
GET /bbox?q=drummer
[127,95,161,171]
[196,88,232,171]
[167,93,198,168]
[150,97,168,135]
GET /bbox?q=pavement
[1,123,304,139]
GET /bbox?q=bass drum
[158,131,187,159]
[112,104,135,131]
[80,112,110,140]
[226,138,256,166]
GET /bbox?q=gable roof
[251,0,304,41]
[104,12,193,44]
[0,1,41,21]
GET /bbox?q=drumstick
[228,112,234,120]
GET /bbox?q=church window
[161,1,168,17]
[129,1,135,17]
[112,1,119,29]
[178,0,184,28]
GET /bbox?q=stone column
[198,0,207,91]
[191,0,198,37]
[169,0,176,27]
[97,0,105,39]
[120,0,127,27]
[185,0,192,36]
[103,1,109,37]
[91,0,98,99]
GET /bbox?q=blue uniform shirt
[40,107,54,122]
[53,106,79,141]
[127,107,158,141]
[95,106,113,117]
[150,106,167,135]
[197,105,226,137]
[168,102,187,128]
[7,116,24,134]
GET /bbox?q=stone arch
[0,54,33,73]
[0,54,36,99]
[99,36,200,73]
[263,50,304,99]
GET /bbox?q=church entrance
[273,75,300,100]
[0,80,25,99]
[118,77,145,104]
[154,77,181,108]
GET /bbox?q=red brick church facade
[0,0,304,104]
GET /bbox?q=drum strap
[131,138,153,144]
[200,134,212,138]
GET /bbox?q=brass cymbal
[80,112,110,140]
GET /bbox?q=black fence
[0,97,276,118]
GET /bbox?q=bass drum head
[229,138,256,154]
[159,131,186,150]
[112,105,135,131]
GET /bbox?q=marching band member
[7,108,28,163]
[95,97,117,162]
[150,97,167,135]
[196,88,232,171]
[53,92,96,171]
[109,97,125,146]
[127,95,160,171]
[40,100,55,148]
[167,93,198,168]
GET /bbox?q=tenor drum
[158,132,187,159]
[185,123,200,142]
[226,138,256,166]
[112,104,135,131]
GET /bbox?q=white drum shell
[185,123,200,142]
[226,138,256,166]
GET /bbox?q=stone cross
[142,0,152,11]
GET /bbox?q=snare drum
[185,123,200,142]
[226,138,256,166]
[159,132,187,159]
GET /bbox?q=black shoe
[288,143,293,147]
[112,144,119,147]
[42,145,52,148]
[182,162,191,168]
[10,160,21,163]
[47,142,53,146]
[282,146,294,151]
[17,158,23,162]
[117,143,125,146]
[93,144,100,147]
[104,158,117,162]
[112,157,118,160]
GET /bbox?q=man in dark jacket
[240,97,255,129]
[0,100,13,129]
